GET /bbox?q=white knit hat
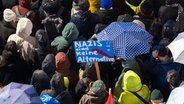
[133,19,146,29]
[3,9,16,22]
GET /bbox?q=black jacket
[31,54,56,94]
[70,11,101,39]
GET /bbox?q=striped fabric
[97,22,153,60]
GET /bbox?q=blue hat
[100,0,112,9]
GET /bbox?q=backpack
[42,10,63,43]
[14,6,33,20]
[176,4,184,32]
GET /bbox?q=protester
[0,9,17,43]
[31,54,56,94]
[151,89,165,104]
[41,73,75,104]
[118,70,150,104]
[7,17,37,64]
[79,80,108,104]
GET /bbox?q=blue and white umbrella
[97,22,153,60]
[0,82,42,104]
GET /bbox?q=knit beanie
[91,80,106,95]
[55,52,71,72]
[3,9,16,22]
[100,0,112,9]
[151,89,164,101]
[89,0,100,13]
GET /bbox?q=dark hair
[158,47,172,58]
[5,41,17,53]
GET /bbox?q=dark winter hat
[100,0,112,9]
[140,0,153,15]
[162,20,177,40]
[117,14,133,22]
[78,0,89,11]
[151,89,164,101]
[159,38,171,46]
[84,63,97,80]
[165,0,179,5]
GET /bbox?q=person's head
[117,14,133,22]
[3,9,17,28]
[100,0,112,10]
[123,70,142,92]
[16,17,33,39]
[139,0,153,16]
[90,80,107,96]
[94,23,107,34]
[167,70,180,89]
[35,29,50,51]
[84,63,97,80]
[5,41,18,54]
[50,74,66,93]
[78,0,90,12]
[157,47,173,64]
[19,0,32,9]
[151,89,164,104]
[133,19,145,29]
[55,52,71,73]
[162,20,177,40]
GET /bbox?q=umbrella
[97,22,153,60]
[0,82,42,104]
[168,32,184,64]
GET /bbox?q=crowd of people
[0,0,184,103]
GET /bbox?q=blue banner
[74,41,114,63]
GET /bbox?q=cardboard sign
[74,41,114,63]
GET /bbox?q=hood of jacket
[50,74,66,93]
[41,54,56,78]
[123,70,142,92]
[35,29,50,51]
[16,17,33,39]
[62,22,79,43]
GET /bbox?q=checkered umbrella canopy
[97,22,153,60]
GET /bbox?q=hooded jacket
[40,74,75,104]
[118,70,150,104]
[35,29,50,68]
[79,80,108,104]
[31,54,56,94]
[51,22,79,52]
[7,17,37,63]
[70,10,101,39]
